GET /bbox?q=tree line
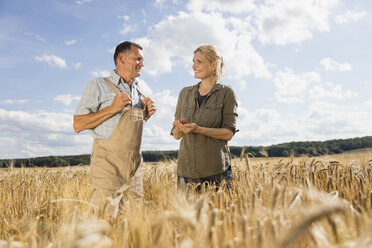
[1,136,371,168]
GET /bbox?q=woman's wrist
[194,125,203,134]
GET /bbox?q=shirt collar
[190,81,222,95]
[109,70,138,88]
[209,82,222,94]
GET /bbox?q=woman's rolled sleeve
[174,90,184,121]
[170,89,184,135]
[221,87,238,133]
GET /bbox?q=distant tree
[2,136,372,167]
[281,150,289,157]
[305,147,318,156]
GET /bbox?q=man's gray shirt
[75,70,143,139]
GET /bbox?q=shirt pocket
[202,103,223,127]
[181,105,195,122]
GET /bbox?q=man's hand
[111,92,131,113]
[143,97,156,119]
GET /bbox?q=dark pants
[177,166,232,192]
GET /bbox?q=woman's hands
[172,119,234,141]
[171,119,187,139]
[173,119,200,134]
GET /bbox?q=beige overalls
[90,78,146,214]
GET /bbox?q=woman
[171,45,238,190]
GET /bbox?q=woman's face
[192,51,215,80]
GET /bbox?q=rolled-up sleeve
[174,89,184,121]
[170,89,184,135]
[74,80,100,115]
[221,87,238,133]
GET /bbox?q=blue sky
[1,0,371,159]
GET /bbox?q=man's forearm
[73,106,117,133]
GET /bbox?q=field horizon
[2,136,372,168]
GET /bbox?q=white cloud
[0,89,180,158]
[0,137,23,159]
[273,67,355,103]
[90,70,111,77]
[187,0,257,14]
[154,0,166,7]
[320,57,352,71]
[0,99,30,104]
[140,89,179,151]
[135,37,173,75]
[364,99,372,107]
[117,15,130,21]
[120,24,135,35]
[53,94,81,106]
[233,106,299,146]
[137,10,270,79]
[273,67,321,103]
[73,62,82,69]
[102,33,110,39]
[231,102,372,147]
[35,53,67,68]
[142,125,178,151]
[150,90,178,124]
[0,109,72,133]
[309,82,356,100]
[0,108,91,158]
[302,101,371,137]
[237,80,248,89]
[255,0,339,45]
[335,10,366,24]
[24,32,45,42]
[76,0,92,5]
[225,34,271,80]
[64,40,76,46]
[107,47,115,54]
[136,78,153,97]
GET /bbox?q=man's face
[122,46,144,79]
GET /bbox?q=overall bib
[90,78,146,213]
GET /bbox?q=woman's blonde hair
[194,45,224,81]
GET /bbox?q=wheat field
[1,150,372,248]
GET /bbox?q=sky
[0,0,371,159]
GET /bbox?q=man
[73,41,156,214]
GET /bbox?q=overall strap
[103,78,120,94]
[135,86,147,99]
[134,84,148,111]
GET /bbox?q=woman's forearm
[171,127,184,140]
[194,126,234,141]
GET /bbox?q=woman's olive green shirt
[173,82,238,178]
